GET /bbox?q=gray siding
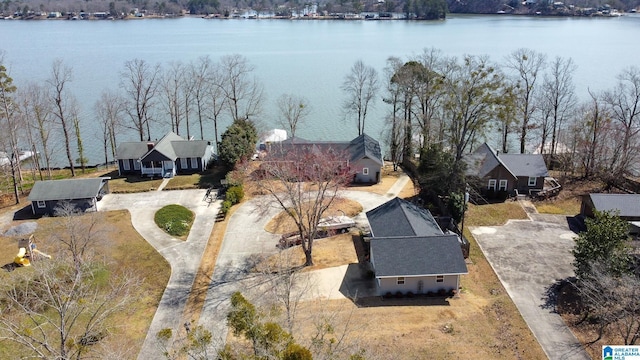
[353,158,381,183]
[31,198,97,216]
[377,275,459,296]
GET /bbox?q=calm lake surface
[1,14,639,165]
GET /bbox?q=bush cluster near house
[155,204,194,237]
[220,185,244,216]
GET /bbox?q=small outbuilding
[27,178,110,216]
[581,193,640,235]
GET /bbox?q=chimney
[147,142,154,151]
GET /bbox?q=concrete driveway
[470,210,590,360]
[97,189,220,360]
[198,189,391,353]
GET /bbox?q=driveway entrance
[471,212,590,360]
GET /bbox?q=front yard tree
[341,60,380,136]
[218,118,258,168]
[572,210,631,279]
[539,56,576,157]
[256,145,353,266]
[21,82,55,179]
[276,93,311,138]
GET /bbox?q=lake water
[1,14,639,166]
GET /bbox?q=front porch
[141,161,175,178]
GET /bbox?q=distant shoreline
[0,11,630,21]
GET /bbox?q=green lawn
[154,204,194,238]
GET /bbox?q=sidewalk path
[98,189,220,360]
[385,173,410,198]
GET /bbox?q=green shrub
[226,185,244,205]
[220,200,233,215]
[154,204,194,237]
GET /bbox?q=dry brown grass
[264,198,363,234]
[348,163,417,198]
[0,210,170,358]
[236,199,546,359]
[465,202,528,226]
[257,233,358,271]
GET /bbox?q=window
[180,158,188,169]
[488,179,496,190]
[133,161,140,170]
[499,180,508,191]
[36,200,46,208]
[190,157,198,169]
[397,277,405,285]
[436,275,444,283]
[122,160,130,171]
[362,167,369,175]
[528,177,537,186]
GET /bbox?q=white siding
[377,275,459,296]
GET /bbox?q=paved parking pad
[471,217,590,360]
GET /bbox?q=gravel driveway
[471,212,590,360]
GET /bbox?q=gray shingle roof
[348,133,383,166]
[499,154,549,177]
[370,235,468,277]
[28,178,107,202]
[366,197,443,237]
[589,194,640,218]
[116,142,149,160]
[464,143,548,178]
[268,134,382,165]
[141,132,182,161]
[116,132,210,162]
[171,140,210,158]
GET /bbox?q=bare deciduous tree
[505,48,546,153]
[47,59,77,177]
[95,89,124,168]
[189,56,214,140]
[276,93,311,138]
[602,66,640,179]
[0,207,140,359]
[539,56,576,156]
[220,54,264,123]
[255,146,353,266]
[121,59,161,141]
[341,60,379,136]
[382,56,406,171]
[20,82,56,179]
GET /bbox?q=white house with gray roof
[581,193,640,235]
[366,197,468,296]
[28,178,110,216]
[116,132,214,178]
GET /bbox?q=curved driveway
[97,189,219,360]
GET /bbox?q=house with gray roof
[464,143,549,198]
[365,197,468,296]
[581,194,640,235]
[27,178,110,216]
[116,132,214,178]
[265,133,383,183]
